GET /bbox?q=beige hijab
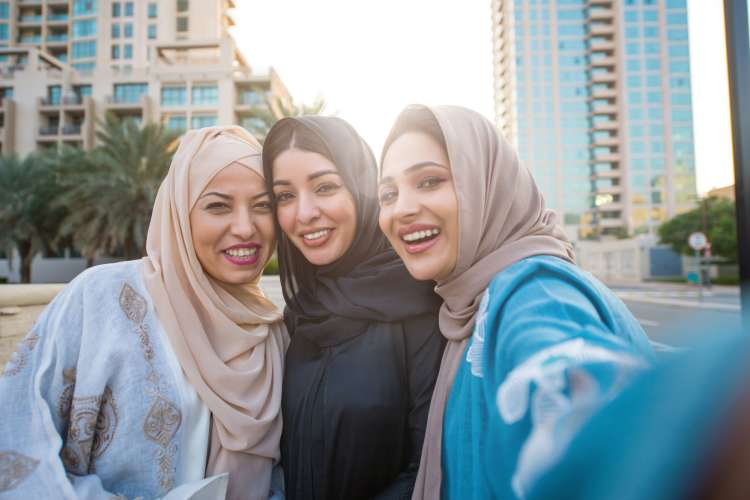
[407,106,576,499]
[142,126,288,500]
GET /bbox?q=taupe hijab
[142,126,288,500]
[393,106,576,499]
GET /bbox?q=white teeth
[402,228,440,242]
[303,229,330,240]
[226,247,257,257]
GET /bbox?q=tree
[0,153,66,282]
[242,95,327,142]
[658,196,737,262]
[55,114,179,262]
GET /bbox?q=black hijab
[262,116,439,346]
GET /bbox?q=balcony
[590,87,617,100]
[589,56,616,68]
[590,119,618,132]
[587,9,614,21]
[106,95,145,109]
[62,95,84,106]
[46,34,68,44]
[62,124,82,136]
[592,152,621,163]
[591,136,620,147]
[18,15,43,25]
[18,36,42,45]
[597,218,625,228]
[589,39,615,51]
[590,71,616,84]
[590,103,618,115]
[38,126,59,136]
[587,24,614,37]
[47,14,69,23]
[19,0,42,4]
[39,96,61,108]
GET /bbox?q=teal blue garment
[442,255,656,500]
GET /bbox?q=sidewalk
[603,280,741,312]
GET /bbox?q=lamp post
[724,0,750,327]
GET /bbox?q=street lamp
[724,0,750,326]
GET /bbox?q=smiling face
[272,149,357,266]
[189,162,275,286]
[379,131,459,281]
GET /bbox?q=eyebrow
[273,169,341,187]
[379,161,450,185]
[199,191,270,201]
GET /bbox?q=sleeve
[373,313,445,500]
[0,281,120,499]
[482,276,650,499]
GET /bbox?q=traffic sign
[688,232,708,251]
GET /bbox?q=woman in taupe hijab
[0,126,287,500]
[378,105,655,499]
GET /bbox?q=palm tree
[242,95,328,142]
[55,114,179,263]
[0,153,65,282]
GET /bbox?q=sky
[232,0,736,195]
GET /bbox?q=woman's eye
[274,192,293,203]
[205,202,229,210]
[254,201,272,211]
[417,176,445,189]
[316,182,339,194]
[378,189,397,205]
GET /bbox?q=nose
[230,208,256,240]
[391,188,420,221]
[296,192,321,224]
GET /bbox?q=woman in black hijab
[262,116,444,500]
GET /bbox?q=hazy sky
[232,0,736,195]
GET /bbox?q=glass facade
[113,83,148,103]
[507,0,696,237]
[72,19,96,38]
[71,41,96,59]
[161,86,187,106]
[192,84,218,105]
[165,115,187,132]
[191,114,217,129]
[73,0,96,16]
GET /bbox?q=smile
[223,244,260,265]
[301,228,333,248]
[398,225,442,254]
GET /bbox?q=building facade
[491,0,697,239]
[0,0,289,157]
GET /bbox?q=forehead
[204,162,265,192]
[381,131,449,178]
[272,149,338,179]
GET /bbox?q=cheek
[275,204,296,235]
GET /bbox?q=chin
[404,262,439,282]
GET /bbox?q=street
[261,276,743,349]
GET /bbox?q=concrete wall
[576,235,682,283]
[0,251,121,284]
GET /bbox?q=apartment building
[0,0,290,157]
[491,0,697,239]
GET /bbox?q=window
[191,84,218,105]
[643,10,658,22]
[165,115,187,132]
[647,91,661,104]
[148,24,157,39]
[112,2,121,17]
[644,42,660,55]
[124,44,133,59]
[72,62,95,73]
[670,60,690,73]
[669,44,689,57]
[668,29,688,41]
[72,41,96,59]
[72,19,96,38]
[672,109,691,122]
[73,0,96,15]
[161,86,186,106]
[626,42,640,56]
[0,24,7,41]
[124,23,133,38]
[112,24,120,38]
[177,0,189,13]
[113,83,148,103]
[239,90,264,106]
[177,16,188,32]
[668,13,687,25]
[125,2,134,17]
[0,3,8,20]
[74,84,92,98]
[47,85,61,105]
[191,115,217,129]
[111,45,120,59]
[148,3,157,18]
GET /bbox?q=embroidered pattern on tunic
[466,290,490,378]
[0,451,39,492]
[61,386,119,475]
[2,333,41,378]
[119,282,181,492]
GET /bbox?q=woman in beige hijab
[378,105,655,500]
[0,126,287,500]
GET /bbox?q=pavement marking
[636,318,659,327]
